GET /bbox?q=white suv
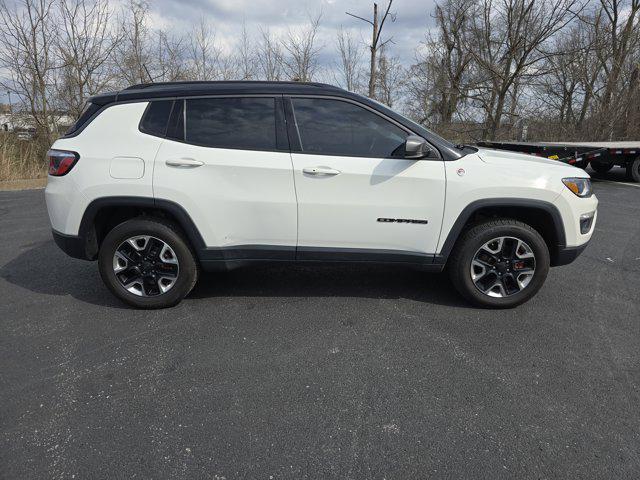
[45,81,598,309]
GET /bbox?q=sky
[146,0,436,57]
[0,0,438,104]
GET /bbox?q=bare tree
[236,21,256,80]
[533,0,640,140]
[591,0,640,138]
[189,16,222,80]
[346,1,396,99]
[535,26,589,136]
[335,27,364,91]
[114,0,153,85]
[257,28,284,81]
[281,13,323,81]
[56,0,118,119]
[406,0,473,128]
[375,45,404,106]
[0,0,58,142]
[154,30,188,82]
[465,0,582,139]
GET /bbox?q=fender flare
[434,198,567,264]
[78,196,207,258]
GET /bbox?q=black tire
[447,219,550,308]
[626,157,640,182]
[590,161,613,175]
[98,217,198,309]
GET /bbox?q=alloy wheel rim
[112,235,179,297]
[470,236,536,298]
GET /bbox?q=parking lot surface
[1,169,639,479]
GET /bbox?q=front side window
[185,97,276,150]
[291,98,408,158]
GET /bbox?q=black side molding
[297,246,435,264]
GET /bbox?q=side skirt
[199,246,445,272]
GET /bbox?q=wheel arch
[436,198,567,267]
[79,196,206,260]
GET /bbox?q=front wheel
[98,217,198,308]
[448,219,550,308]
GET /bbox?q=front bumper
[551,242,590,266]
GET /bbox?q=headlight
[562,177,592,197]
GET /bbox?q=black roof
[91,81,347,105]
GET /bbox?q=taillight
[48,149,79,176]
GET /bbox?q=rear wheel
[448,219,550,308]
[626,157,640,182]
[590,161,613,175]
[98,217,198,308]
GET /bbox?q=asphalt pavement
[1,168,639,479]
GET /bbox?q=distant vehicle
[45,81,598,309]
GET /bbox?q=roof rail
[123,80,339,91]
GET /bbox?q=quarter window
[139,100,173,137]
[291,98,408,157]
[185,97,276,150]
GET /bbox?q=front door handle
[166,158,204,168]
[302,166,341,176]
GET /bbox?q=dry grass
[0,132,48,181]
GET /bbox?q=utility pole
[346,1,395,100]
[6,91,12,114]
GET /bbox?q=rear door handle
[166,158,204,168]
[302,166,341,176]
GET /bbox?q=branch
[345,12,373,26]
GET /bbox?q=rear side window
[185,97,276,150]
[139,100,173,137]
[64,102,101,136]
[291,98,408,158]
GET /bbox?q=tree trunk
[368,3,378,98]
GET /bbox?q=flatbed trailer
[476,140,640,182]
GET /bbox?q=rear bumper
[551,242,589,266]
[52,229,93,260]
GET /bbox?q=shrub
[0,133,48,181]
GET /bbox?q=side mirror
[404,135,431,159]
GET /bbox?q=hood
[476,147,587,172]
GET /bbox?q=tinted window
[185,97,276,150]
[166,100,184,141]
[140,100,173,137]
[291,98,408,157]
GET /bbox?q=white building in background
[0,112,74,136]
